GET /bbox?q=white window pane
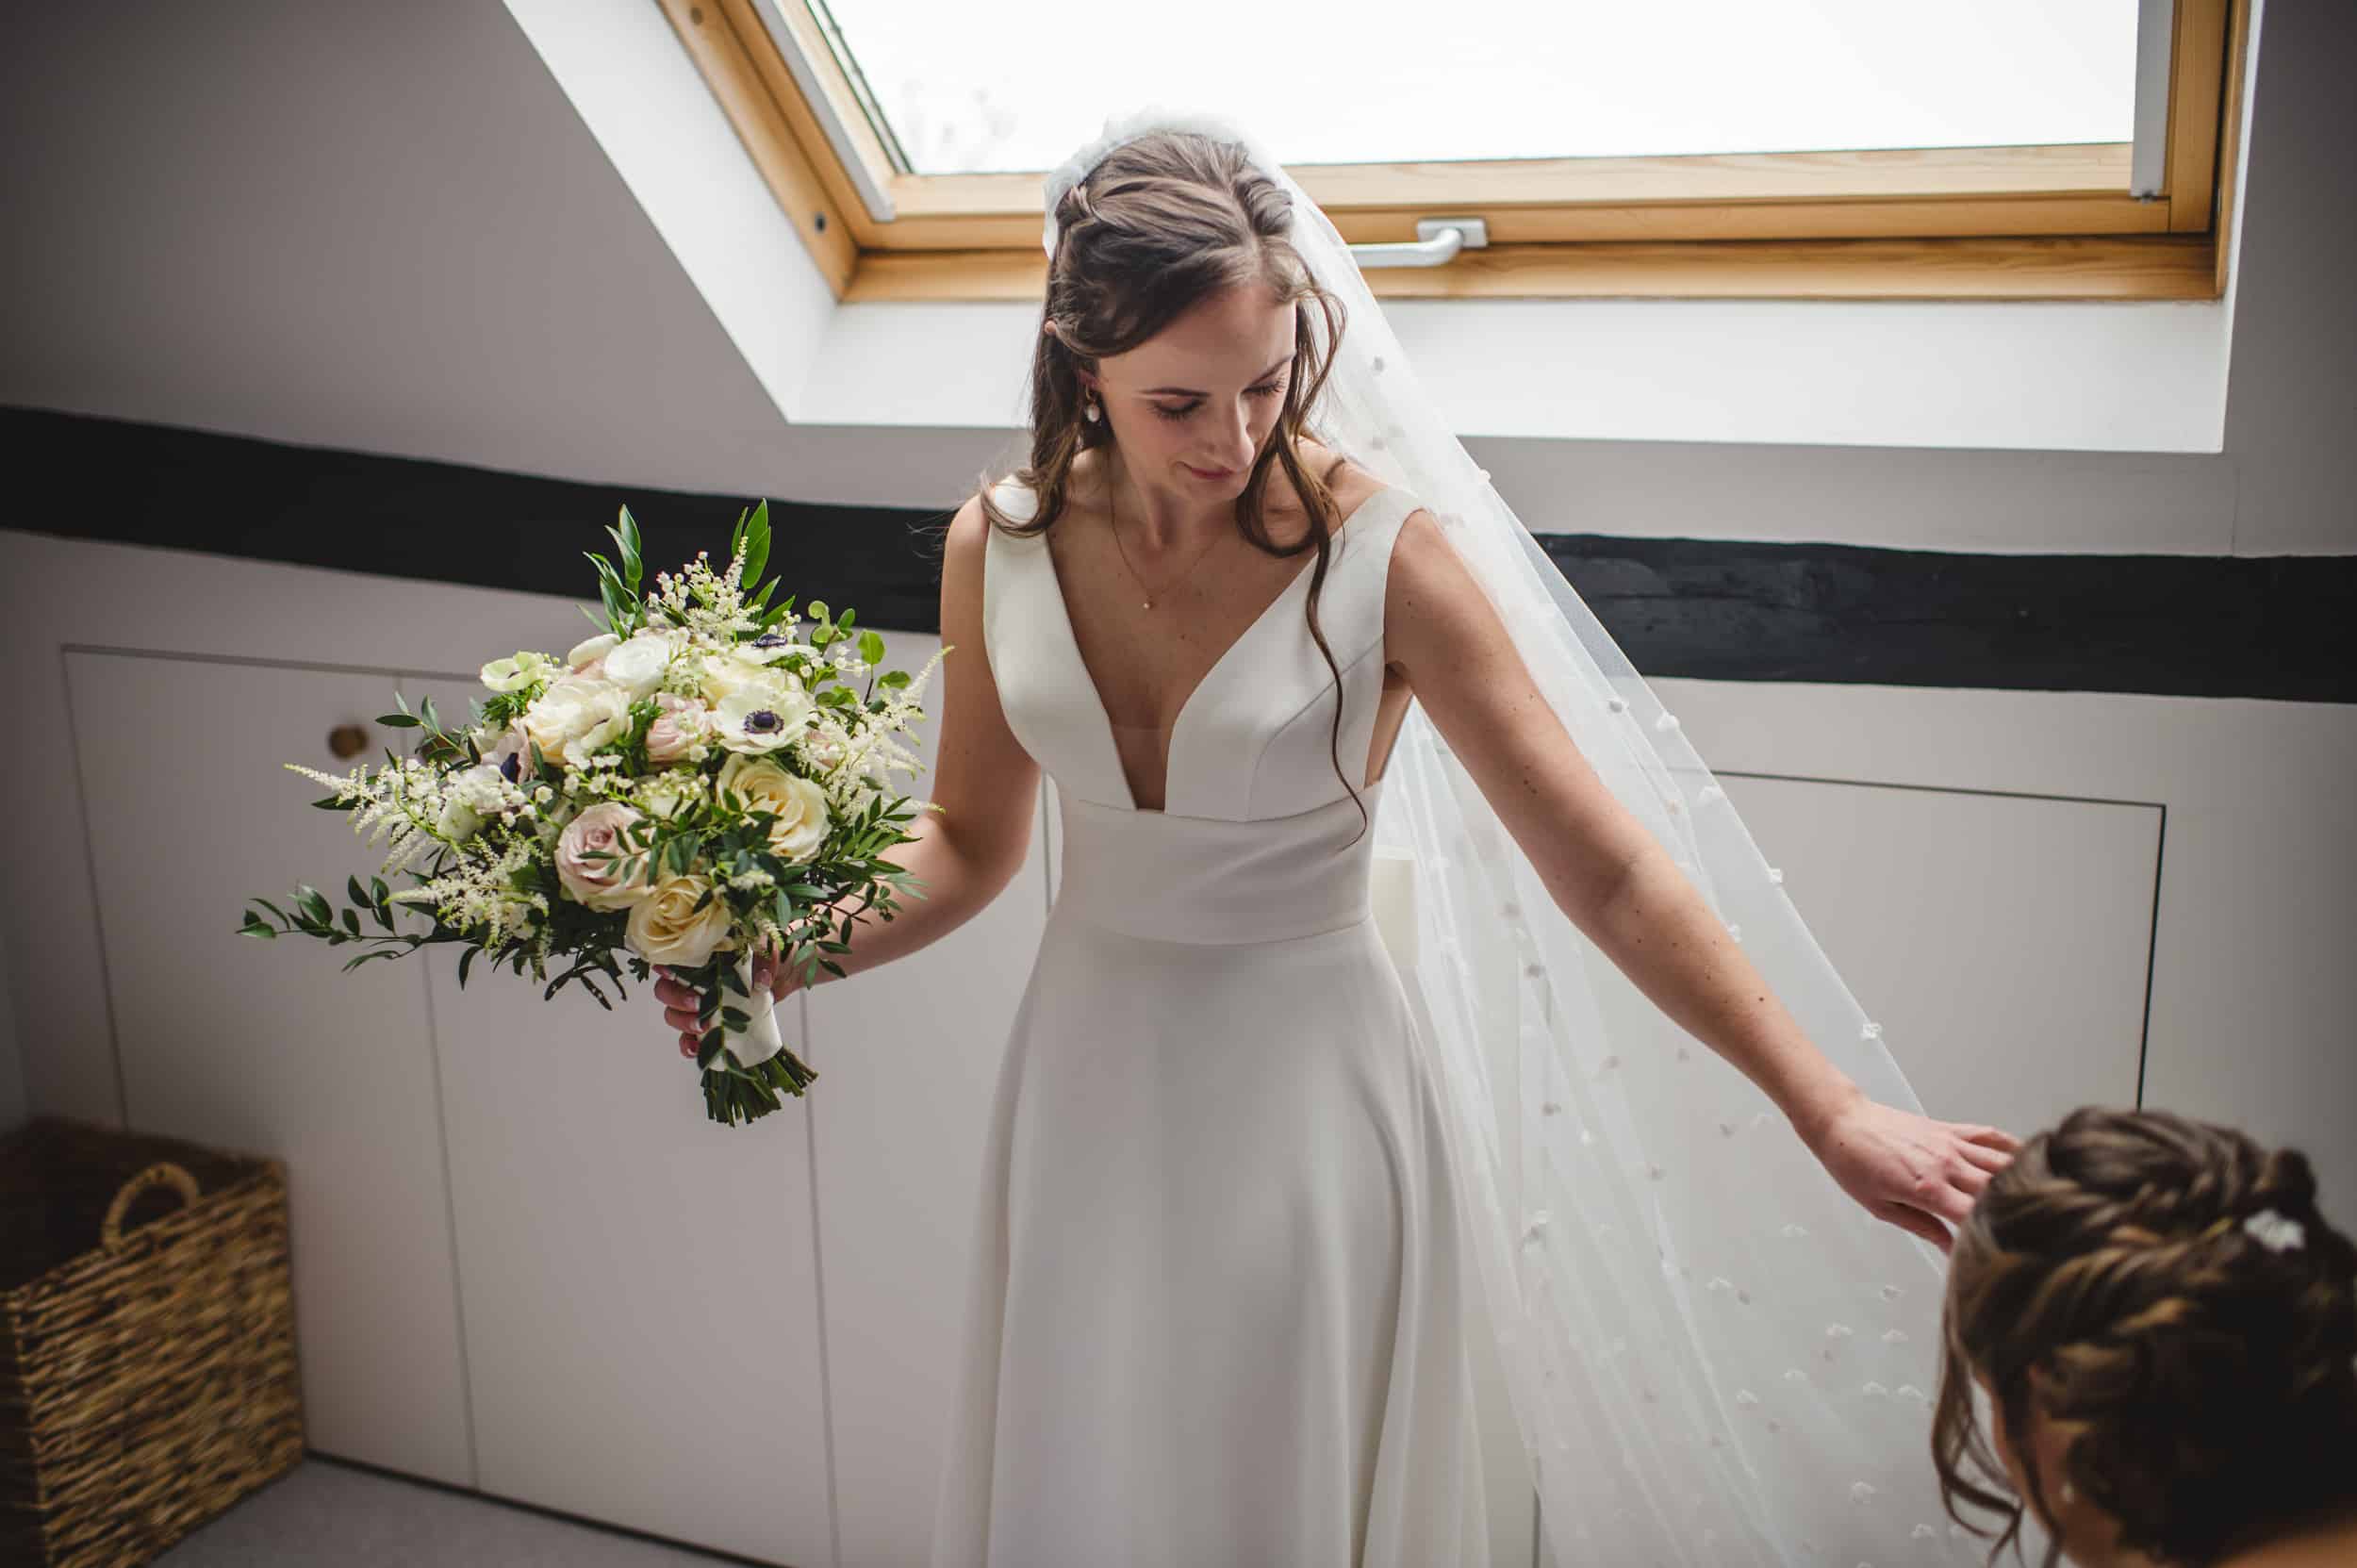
[814,0,2138,176]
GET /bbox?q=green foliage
[252,495,947,1128]
[584,503,647,640]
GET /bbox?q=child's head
[1933,1106,2356,1566]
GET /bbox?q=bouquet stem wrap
[692,948,818,1127]
[717,949,783,1068]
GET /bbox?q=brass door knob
[327,722,370,759]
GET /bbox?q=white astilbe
[650,546,792,643]
[384,830,552,953]
[285,754,497,878]
[284,753,548,949]
[808,643,948,810]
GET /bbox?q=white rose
[716,753,832,864]
[624,872,735,967]
[601,630,679,700]
[522,675,633,767]
[566,632,618,671]
[714,684,816,756]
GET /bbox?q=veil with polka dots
[1047,107,1976,1566]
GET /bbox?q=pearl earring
[2060,1479,2076,1505]
[1083,393,1101,424]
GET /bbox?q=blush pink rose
[555,801,651,911]
[643,691,710,767]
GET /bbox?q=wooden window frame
[660,0,2250,303]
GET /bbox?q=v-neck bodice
[982,473,1419,822]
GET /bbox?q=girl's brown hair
[966,128,1369,836]
[1933,1105,2357,1566]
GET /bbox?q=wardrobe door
[66,650,475,1486]
[426,880,836,1566]
[804,629,1055,1568]
[1715,771,2159,1138]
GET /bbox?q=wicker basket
[0,1115,305,1567]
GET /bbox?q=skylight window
[815,0,2136,176]
[668,0,2245,301]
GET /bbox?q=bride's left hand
[1801,1093,2019,1251]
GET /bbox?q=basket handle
[102,1161,203,1246]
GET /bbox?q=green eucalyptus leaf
[743,500,770,590]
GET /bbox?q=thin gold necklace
[1107,468,1225,610]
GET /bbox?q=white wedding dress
[929,473,1491,1566]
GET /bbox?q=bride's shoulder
[1277,439,1387,527]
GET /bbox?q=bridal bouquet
[239,502,944,1127]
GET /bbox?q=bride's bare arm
[655,494,1040,1040]
[1383,506,2015,1246]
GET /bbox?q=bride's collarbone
[1055,483,1379,730]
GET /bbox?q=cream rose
[716,753,831,864]
[554,801,652,911]
[625,872,735,967]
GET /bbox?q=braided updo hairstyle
[1933,1106,2357,1566]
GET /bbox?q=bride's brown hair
[1931,1105,2357,1567]
[970,127,1369,836]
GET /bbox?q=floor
[151,1454,787,1568]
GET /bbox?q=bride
[657,110,2018,1566]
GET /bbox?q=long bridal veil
[1046,109,1976,1565]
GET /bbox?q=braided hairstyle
[1933,1106,2357,1566]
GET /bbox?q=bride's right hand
[652,948,806,1059]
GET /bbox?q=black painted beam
[5,404,2348,701]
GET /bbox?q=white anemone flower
[713,684,816,755]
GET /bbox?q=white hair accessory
[2242,1207,2307,1253]
[1041,105,1274,258]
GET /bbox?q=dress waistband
[1051,784,1391,947]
